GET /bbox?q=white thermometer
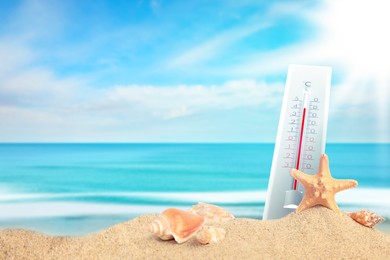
[263,64,332,220]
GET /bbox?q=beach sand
[1,206,389,259]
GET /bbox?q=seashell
[195,226,226,245]
[189,202,234,225]
[348,209,385,228]
[147,208,205,243]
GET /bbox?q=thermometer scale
[263,64,332,220]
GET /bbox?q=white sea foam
[0,189,389,220]
[0,189,389,205]
[0,191,267,203]
[335,188,390,206]
[0,201,266,220]
[0,202,168,220]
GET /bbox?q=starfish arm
[290,169,311,187]
[323,196,342,215]
[333,179,358,192]
[318,154,330,177]
[296,197,316,213]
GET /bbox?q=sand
[0,206,389,259]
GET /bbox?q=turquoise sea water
[0,143,389,235]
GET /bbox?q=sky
[0,0,389,143]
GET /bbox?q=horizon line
[0,142,389,145]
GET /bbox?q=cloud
[0,2,253,144]
[0,68,81,107]
[167,22,271,68]
[0,0,388,142]
[100,80,283,120]
[1,75,283,120]
[167,2,306,69]
[0,41,35,77]
[0,51,284,141]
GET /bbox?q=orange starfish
[291,154,358,215]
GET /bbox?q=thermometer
[263,64,332,220]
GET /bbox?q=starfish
[291,154,358,215]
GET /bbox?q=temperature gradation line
[293,92,309,190]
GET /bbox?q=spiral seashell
[147,208,205,243]
[189,202,234,225]
[195,226,226,245]
[348,209,385,228]
[147,215,174,240]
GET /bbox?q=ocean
[0,143,389,235]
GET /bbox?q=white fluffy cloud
[99,80,282,120]
[0,0,389,142]
[0,63,283,141]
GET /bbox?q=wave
[0,202,164,220]
[0,191,267,203]
[0,189,389,205]
[0,189,389,220]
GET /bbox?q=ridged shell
[348,209,385,228]
[188,202,234,225]
[147,208,205,243]
[147,214,174,241]
[195,226,226,245]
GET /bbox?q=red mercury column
[293,92,309,190]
